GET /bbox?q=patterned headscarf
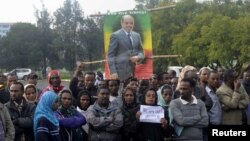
[33,91,59,139]
[57,89,76,117]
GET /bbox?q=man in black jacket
[5,82,36,141]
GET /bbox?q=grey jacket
[86,102,123,141]
[0,103,15,141]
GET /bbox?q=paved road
[21,79,70,90]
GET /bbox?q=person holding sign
[108,15,144,81]
[136,88,172,141]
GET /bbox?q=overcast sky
[0,0,136,24]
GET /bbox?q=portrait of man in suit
[108,14,145,81]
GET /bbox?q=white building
[0,23,14,37]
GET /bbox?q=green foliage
[58,69,71,80]
[0,23,41,70]
[231,16,250,67]
[78,17,104,71]
[53,0,85,71]
[35,3,56,71]
[51,0,104,72]
[1,0,250,73]
[151,0,203,72]
[135,0,161,9]
[153,0,250,70]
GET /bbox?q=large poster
[104,10,153,80]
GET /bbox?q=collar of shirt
[14,100,23,106]
[122,29,131,36]
[180,95,198,105]
[14,100,23,111]
[205,86,215,95]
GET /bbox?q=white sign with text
[139,105,164,123]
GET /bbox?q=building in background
[0,23,14,37]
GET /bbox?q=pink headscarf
[39,70,64,100]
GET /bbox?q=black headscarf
[141,88,158,106]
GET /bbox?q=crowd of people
[0,63,250,141]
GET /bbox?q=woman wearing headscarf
[157,84,175,139]
[54,89,86,141]
[158,85,173,109]
[23,84,38,104]
[120,86,140,141]
[136,88,169,141]
[76,90,92,141]
[33,91,60,141]
[41,70,64,97]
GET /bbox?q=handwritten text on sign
[140,105,164,123]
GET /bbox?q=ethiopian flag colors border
[104,10,153,79]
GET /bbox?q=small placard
[139,105,164,123]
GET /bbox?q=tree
[150,0,250,71]
[135,0,161,9]
[150,0,203,71]
[78,17,104,71]
[0,23,41,70]
[172,10,250,70]
[229,16,250,70]
[53,0,84,71]
[35,2,57,71]
[172,12,216,68]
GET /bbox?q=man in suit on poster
[108,14,144,81]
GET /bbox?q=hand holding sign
[139,105,164,123]
[160,118,168,128]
